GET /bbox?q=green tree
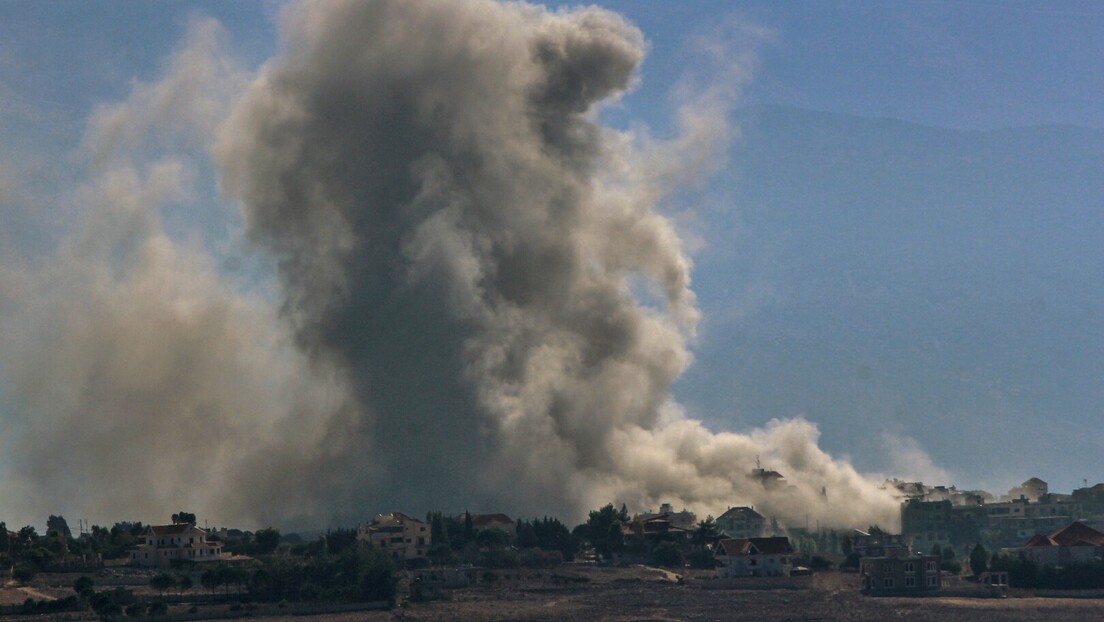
[607,521,625,556]
[171,512,197,525]
[149,574,176,599]
[689,517,718,568]
[653,541,683,568]
[583,504,622,559]
[255,527,281,555]
[358,549,398,606]
[176,574,193,602]
[200,568,222,599]
[73,576,95,598]
[969,543,988,576]
[46,515,72,539]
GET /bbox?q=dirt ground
[258,567,1104,622]
[8,567,1104,621]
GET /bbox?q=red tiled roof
[716,537,793,557]
[717,538,751,556]
[1049,521,1104,547]
[150,524,200,536]
[1023,534,1057,548]
[388,510,421,525]
[470,513,514,527]
[718,506,764,521]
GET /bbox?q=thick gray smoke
[0,1,905,530]
[215,0,899,528]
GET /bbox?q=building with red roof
[714,536,793,577]
[1020,521,1104,566]
[129,523,228,568]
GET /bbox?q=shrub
[653,542,684,568]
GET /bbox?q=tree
[969,543,988,577]
[841,534,853,556]
[607,521,625,556]
[475,528,510,549]
[653,541,683,568]
[429,513,450,550]
[176,574,193,602]
[358,548,398,606]
[171,512,196,525]
[200,568,222,599]
[255,528,281,555]
[582,504,622,559]
[46,515,72,539]
[73,576,95,600]
[689,517,718,568]
[940,545,962,574]
[149,574,176,599]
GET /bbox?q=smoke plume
[0,0,904,530]
[215,0,899,528]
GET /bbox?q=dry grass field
[7,566,1104,621]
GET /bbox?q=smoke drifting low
[0,0,904,530]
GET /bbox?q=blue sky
[2,0,1103,525]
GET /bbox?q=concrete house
[1019,521,1104,566]
[715,506,765,539]
[358,512,430,561]
[714,537,793,578]
[861,553,942,595]
[129,524,227,568]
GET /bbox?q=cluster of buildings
[123,470,1104,598]
[894,478,1104,551]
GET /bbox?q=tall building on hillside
[358,512,430,561]
[129,524,227,568]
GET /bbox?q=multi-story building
[129,523,227,568]
[715,506,765,539]
[851,529,909,558]
[358,512,430,561]
[714,537,793,578]
[637,503,697,530]
[860,553,941,595]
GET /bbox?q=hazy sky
[1,1,1102,529]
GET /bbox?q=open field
[8,567,1104,621]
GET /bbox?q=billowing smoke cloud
[0,0,906,531]
[0,18,345,527]
[215,0,899,529]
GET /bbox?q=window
[883,578,894,588]
[905,577,915,587]
[904,562,915,573]
[927,576,937,587]
[926,561,936,571]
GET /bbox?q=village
[4,471,1104,620]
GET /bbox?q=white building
[129,524,227,568]
[714,537,793,578]
[358,512,430,561]
[715,506,765,539]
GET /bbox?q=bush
[808,555,834,570]
[12,562,37,582]
[653,542,684,568]
[124,603,145,617]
